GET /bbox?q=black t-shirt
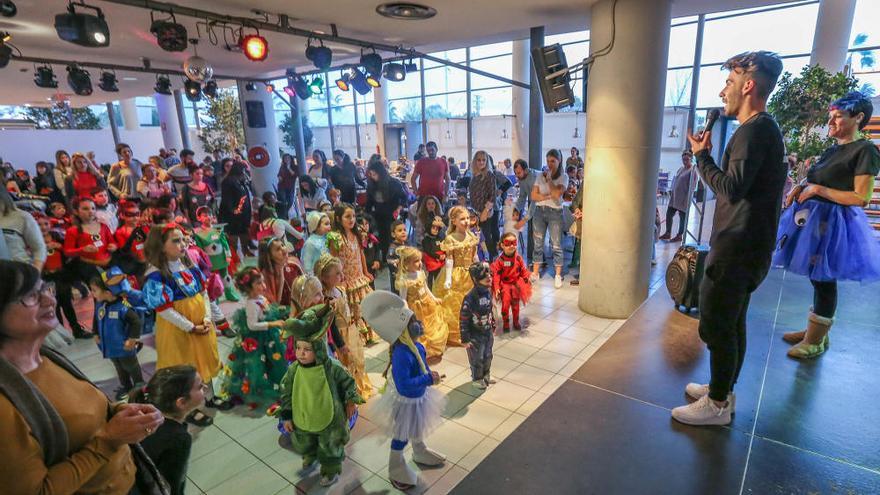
[695,112,786,274]
[141,418,191,495]
[807,140,880,191]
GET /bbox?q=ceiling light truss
[97,0,530,89]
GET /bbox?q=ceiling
[0,0,792,107]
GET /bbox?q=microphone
[702,108,721,136]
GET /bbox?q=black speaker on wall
[245,100,266,128]
[531,43,575,113]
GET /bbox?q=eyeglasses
[18,282,56,307]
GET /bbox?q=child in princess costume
[278,303,363,487]
[396,246,450,361]
[361,290,447,491]
[193,206,240,302]
[433,205,479,346]
[491,231,532,332]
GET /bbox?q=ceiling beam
[11,54,243,81]
[96,0,531,89]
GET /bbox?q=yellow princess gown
[328,286,373,400]
[431,231,478,346]
[400,270,450,358]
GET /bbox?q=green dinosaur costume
[279,304,363,477]
[193,225,239,302]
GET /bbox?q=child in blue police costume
[460,262,496,390]
[361,290,447,491]
[90,274,145,400]
[99,266,155,335]
[278,303,363,487]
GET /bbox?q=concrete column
[810,0,857,73]
[528,27,545,170]
[511,39,530,163]
[119,98,140,131]
[373,83,389,158]
[173,90,191,150]
[155,92,183,151]
[288,95,307,175]
[579,0,672,318]
[236,80,281,195]
[106,102,120,147]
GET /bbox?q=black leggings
[480,210,500,260]
[44,271,83,334]
[664,207,685,237]
[810,279,837,318]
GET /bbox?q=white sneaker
[483,375,497,385]
[530,272,540,283]
[412,441,446,466]
[671,395,732,426]
[319,473,339,487]
[472,380,487,390]
[554,275,563,289]
[684,383,736,411]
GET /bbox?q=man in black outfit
[671,51,785,426]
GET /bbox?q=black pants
[698,263,763,402]
[480,210,500,260]
[664,207,685,237]
[466,331,494,381]
[111,355,144,391]
[374,211,393,263]
[810,279,837,318]
[44,271,84,334]
[526,219,534,264]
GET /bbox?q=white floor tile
[504,363,555,392]
[347,429,396,472]
[493,341,540,362]
[559,358,587,377]
[439,385,478,419]
[516,391,550,416]
[347,474,406,495]
[375,459,453,494]
[424,465,470,495]
[527,319,568,337]
[539,374,568,395]
[556,325,602,345]
[451,399,512,436]
[571,313,614,332]
[442,346,470,367]
[456,436,501,471]
[425,420,486,464]
[188,441,259,491]
[524,349,572,373]
[189,426,234,461]
[507,329,554,348]
[541,336,589,357]
[489,413,528,441]
[205,462,290,495]
[294,457,373,494]
[478,379,535,412]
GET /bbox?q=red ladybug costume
[490,251,532,331]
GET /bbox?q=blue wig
[829,91,873,130]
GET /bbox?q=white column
[373,83,389,158]
[511,39,530,163]
[237,80,281,196]
[810,0,858,73]
[579,0,672,318]
[119,98,140,131]
[155,93,183,151]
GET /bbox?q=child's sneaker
[483,375,497,386]
[472,380,487,390]
[502,319,510,333]
[513,319,522,331]
[319,473,339,487]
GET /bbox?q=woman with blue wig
[774,92,880,359]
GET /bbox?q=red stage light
[241,34,268,61]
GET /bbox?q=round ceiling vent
[376,3,437,20]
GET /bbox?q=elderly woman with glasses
[0,260,164,494]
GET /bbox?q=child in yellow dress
[314,253,373,400]
[396,246,449,361]
[431,206,479,346]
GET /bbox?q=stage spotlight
[0,0,16,18]
[34,66,58,88]
[55,1,110,48]
[150,12,187,52]
[305,38,332,70]
[290,75,310,100]
[241,33,268,61]
[283,85,295,97]
[154,75,172,95]
[245,81,256,91]
[309,77,324,95]
[382,63,406,82]
[265,83,275,93]
[335,68,351,92]
[203,80,218,98]
[404,61,418,73]
[348,66,372,95]
[360,50,383,77]
[184,79,201,101]
[66,65,93,96]
[366,74,381,88]
[98,71,118,92]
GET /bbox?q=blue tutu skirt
[773,199,880,282]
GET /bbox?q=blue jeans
[532,205,564,268]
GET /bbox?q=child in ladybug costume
[193,206,240,302]
[490,231,532,332]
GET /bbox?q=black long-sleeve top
[140,418,192,495]
[695,112,785,275]
[459,286,495,343]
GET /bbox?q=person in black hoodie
[672,51,785,427]
[330,150,366,204]
[365,155,408,263]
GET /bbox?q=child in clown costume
[220,267,289,409]
[194,206,240,302]
[361,290,447,491]
[278,303,363,487]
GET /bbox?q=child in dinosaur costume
[193,206,240,302]
[278,303,363,487]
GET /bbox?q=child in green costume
[194,206,240,302]
[279,303,363,487]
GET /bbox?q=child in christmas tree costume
[193,206,240,302]
[221,267,289,409]
[432,206,479,347]
[279,303,363,487]
[361,290,446,491]
[491,232,532,332]
[396,246,449,361]
[315,253,372,400]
